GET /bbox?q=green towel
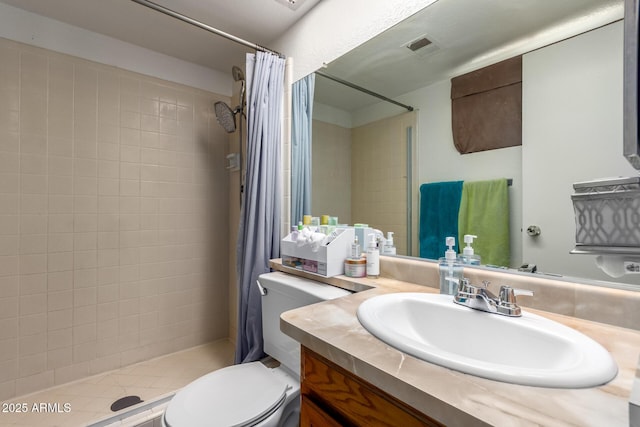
[458,179,510,267]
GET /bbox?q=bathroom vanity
[272,257,640,426]
[300,347,441,426]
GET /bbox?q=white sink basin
[356,293,618,388]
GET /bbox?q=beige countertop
[272,260,640,426]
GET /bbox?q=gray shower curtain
[235,51,285,364]
[291,74,315,225]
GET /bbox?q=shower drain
[110,395,144,412]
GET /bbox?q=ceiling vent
[404,34,439,58]
[407,37,433,52]
[275,0,305,10]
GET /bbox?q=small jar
[344,257,366,278]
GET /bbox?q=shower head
[214,101,237,133]
[232,66,245,82]
[214,66,245,133]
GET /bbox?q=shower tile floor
[0,340,234,427]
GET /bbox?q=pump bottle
[382,232,396,255]
[438,236,463,295]
[366,233,380,278]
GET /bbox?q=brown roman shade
[451,56,522,154]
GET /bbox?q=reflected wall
[312,120,352,224]
[312,111,416,255]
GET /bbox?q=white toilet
[161,271,351,427]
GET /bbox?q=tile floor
[0,339,235,427]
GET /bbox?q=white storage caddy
[281,227,355,277]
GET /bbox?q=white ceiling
[316,0,624,112]
[0,0,625,113]
[0,0,321,75]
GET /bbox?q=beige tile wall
[0,37,230,400]
[351,112,416,255]
[311,119,352,224]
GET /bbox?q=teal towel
[419,181,463,259]
[458,179,510,267]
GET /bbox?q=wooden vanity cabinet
[300,346,444,427]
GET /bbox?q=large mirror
[297,0,640,288]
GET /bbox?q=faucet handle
[498,285,534,304]
[458,278,471,290]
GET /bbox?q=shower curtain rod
[130,0,284,58]
[315,70,414,112]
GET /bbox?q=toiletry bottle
[351,235,361,259]
[353,223,369,254]
[310,216,320,232]
[366,233,380,278]
[382,231,396,255]
[438,237,463,295]
[461,234,481,265]
[345,235,365,278]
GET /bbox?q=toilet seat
[163,362,290,427]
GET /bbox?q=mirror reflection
[297,0,640,287]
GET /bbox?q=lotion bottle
[438,236,463,295]
[382,231,396,255]
[366,233,380,278]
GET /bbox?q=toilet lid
[164,362,289,427]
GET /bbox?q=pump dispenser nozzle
[445,236,457,263]
[461,234,481,265]
[463,234,477,256]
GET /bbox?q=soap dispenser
[461,234,481,265]
[439,237,463,295]
[382,232,396,255]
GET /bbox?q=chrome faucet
[453,279,533,317]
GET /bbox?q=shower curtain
[235,51,285,364]
[291,74,315,225]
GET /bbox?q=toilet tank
[258,272,351,376]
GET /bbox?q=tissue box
[571,176,640,253]
[281,227,355,277]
